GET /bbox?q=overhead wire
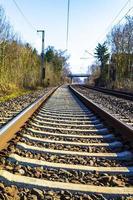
[12,0,41,39]
[96,0,131,42]
[89,0,132,52]
[117,5,133,24]
[79,0,133,75]
[81,0,132,65]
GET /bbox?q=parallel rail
[83,85,133,101]
[0,85,133,199]
[0,87,57,150]
[70,85,133,148]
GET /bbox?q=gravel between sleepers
[2,161,132,187]
[0,182,132,200]
[19,138,121,153]
[28,126,100,135]
[14,148,128,167]
[26,130,106,143]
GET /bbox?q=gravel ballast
[72,86,133,126]
[0,88,52,128]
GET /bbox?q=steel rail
[0,87,57,150]
[69,85,133,147]
[82,85,133,101]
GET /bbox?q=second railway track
[0,85,133,199]
[83,85,133,101]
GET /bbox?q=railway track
[83,85,133,101]
[0,85,133,199]
[72,85,133,128]
[0,88,52,128]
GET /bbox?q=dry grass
[0,83,31,102]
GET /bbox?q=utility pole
[37,30,45,85]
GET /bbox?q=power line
[101,0,131,37]
[66,0,70,50]
[117,5,133,24]
[100,5,133,42]
[81,1,132,67]
[12,0,37,32]
[84,4,133,63]
[90,0,132,50]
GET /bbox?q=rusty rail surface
[0,87,57,150]
[69,85,133,147]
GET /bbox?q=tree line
[0,6,69,94]
[44,46,70,86]
[87,16,133,90]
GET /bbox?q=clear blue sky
[0,0,133,73]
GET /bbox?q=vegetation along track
[0,85,133,199]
